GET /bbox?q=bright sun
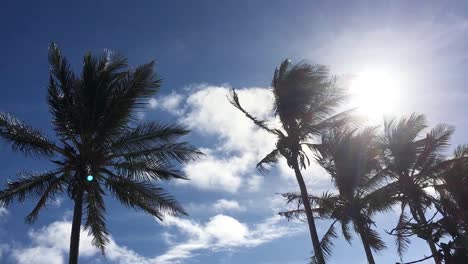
[349,69,400,122]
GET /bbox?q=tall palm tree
[432,145,468,262]
[380,114,454,264]
[281,128,393,263]
[435,145,468,231]
[0,43,202,264]
[229,59,354,264]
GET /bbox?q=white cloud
[149,92,184,115]
[180,151,253,193]
[155,214,303,263]
[182,85,276,156]
[11,221,99,264]
[213,199,246,212]
[246,175,263,192]
[157,85,280,193]
[0,207,8,218]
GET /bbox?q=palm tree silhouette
[0,43,202,264]
[229,59,354,264]
[281,128,392,263]
[380,114,453,264]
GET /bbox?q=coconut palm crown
[281,128,394,264]
[379,114,454,263]
[229,59,355,264]
[0,43,202,264]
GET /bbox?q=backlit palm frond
[0,112,59,157]
[228,89,282,136]
[383,114,428,174]
[395,203,411,259]
[310,108,359,136]
[362,226,386,251]
[320,220,339,259]
[272,60,332,130]
[413,124,454,176]
[365,185,399,216]
[84,180,109,253]
[104,176,186,220]
[0,170,62,206]
[340,220,353,243]
[256,148,281,174]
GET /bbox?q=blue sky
[1,1,468,263]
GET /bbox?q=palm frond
[363,226,386,251]
[228,89,282,136]
[113,142,203,164]
[340,220,353,243]
[0,171,62,206]
[320,220,339,259]
[104,176,186,219]
[25,172,68,223]
[110,122,190,151]
[256,148,281,174]
[84,181,110,253]
[0,112,59,157]
[395,204,411,259]
[111,160,187,181]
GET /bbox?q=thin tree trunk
[359,230,376,264]
[291,158,326,264]
[414,206,441,264]
[69,188,83,264]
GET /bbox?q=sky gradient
[1,1,468,263]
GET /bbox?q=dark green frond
[113,142,203,164]
[25,173,68,223]
[0,112,59,157]
[84,181,109,253]
[0,171,62,206]
[110,122,190,151]
[111,160,187,181]
[104,176,186,219]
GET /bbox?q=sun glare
[349,69,400,123]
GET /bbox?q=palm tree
[0,43,202,264]
[380,114,454,264]
[435,145,468,231]
[229,59,354,264]
[432,145,468,262]
[281,128,393,263]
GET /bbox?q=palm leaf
[84,180,110,253]
[0,171,62,206]
[104,176,186,219]
[0,112,59,157]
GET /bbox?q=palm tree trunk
[359,230,376,264]
[69,188,83,264]
[414,206,441,264]
[291,157,326,264]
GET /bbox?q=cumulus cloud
[213,199,246,212]
[149,92,184,115]
[151,85,281,193]
[6,212,302,264]
[155,214,303,263]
